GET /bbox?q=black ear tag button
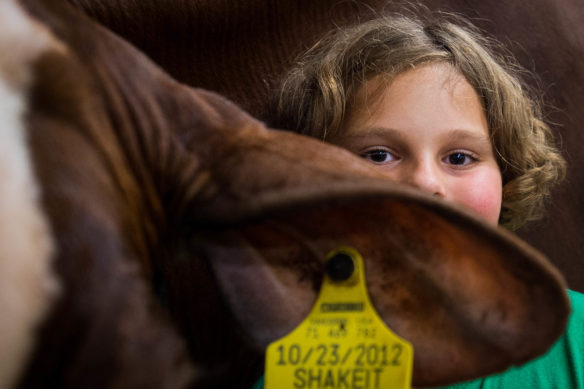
[326,252,355,281]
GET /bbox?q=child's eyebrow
[443,129,493,146]
[332,127,408,143]
[335,127,490,143]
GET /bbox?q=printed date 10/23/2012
[275,343,404,367]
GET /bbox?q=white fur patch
[0,1,61,387]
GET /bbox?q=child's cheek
[453,172,503,226]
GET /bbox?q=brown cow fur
[5,1,407,387]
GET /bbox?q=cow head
[0,1,570,388]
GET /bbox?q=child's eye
[360,148,396,164]
[444,152,477,166]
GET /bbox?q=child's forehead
[355,63,467,103]
[346,63,480,122]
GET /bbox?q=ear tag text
[265,247,413,388]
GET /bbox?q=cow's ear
[194,190,569,386]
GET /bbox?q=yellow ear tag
[265,247,413,389]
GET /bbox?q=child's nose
[402,161,445,197]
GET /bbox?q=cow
[67,0,584,293]
[0,0,571,388]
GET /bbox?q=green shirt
[433,289,584,389]
[254,290,584,388]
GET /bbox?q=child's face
[332,63,502,225]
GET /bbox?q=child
[260,14,584,388]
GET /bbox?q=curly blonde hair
[266,15,566,230]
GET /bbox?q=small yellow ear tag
[265,247,413,389]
